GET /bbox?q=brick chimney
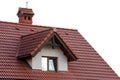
[17,7,34,24]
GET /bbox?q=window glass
[42,57,47,71]
[49,59,55,71]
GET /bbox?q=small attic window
[42,56,57,71]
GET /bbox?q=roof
[0,21,119,80]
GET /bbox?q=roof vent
[30,29,34,32]
[17,7,34,24]
[65,32,69,35]
[15,27,20,30]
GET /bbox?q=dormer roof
[17,28,77,61]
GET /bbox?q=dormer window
[17,29,77,72]
[42,57,57,71]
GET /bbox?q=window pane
[49,59,55,71]
[42,57,47,71]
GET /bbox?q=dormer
[17,28,77,71]
[17,7,34,24]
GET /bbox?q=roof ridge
[0,20,77,31]
[0,20,51,29]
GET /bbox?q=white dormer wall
[27,46,68,71]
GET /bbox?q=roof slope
[0,21,119,80]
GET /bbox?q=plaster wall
[27,46,68,71]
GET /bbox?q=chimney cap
[17,7,34,17]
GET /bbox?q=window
[42,57,57,71]
[24,16,27,20]
[28,17,31,20]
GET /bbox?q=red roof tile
[0,21,119,80]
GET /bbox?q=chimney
[17,7,34,24]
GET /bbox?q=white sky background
[0,0,120,76]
